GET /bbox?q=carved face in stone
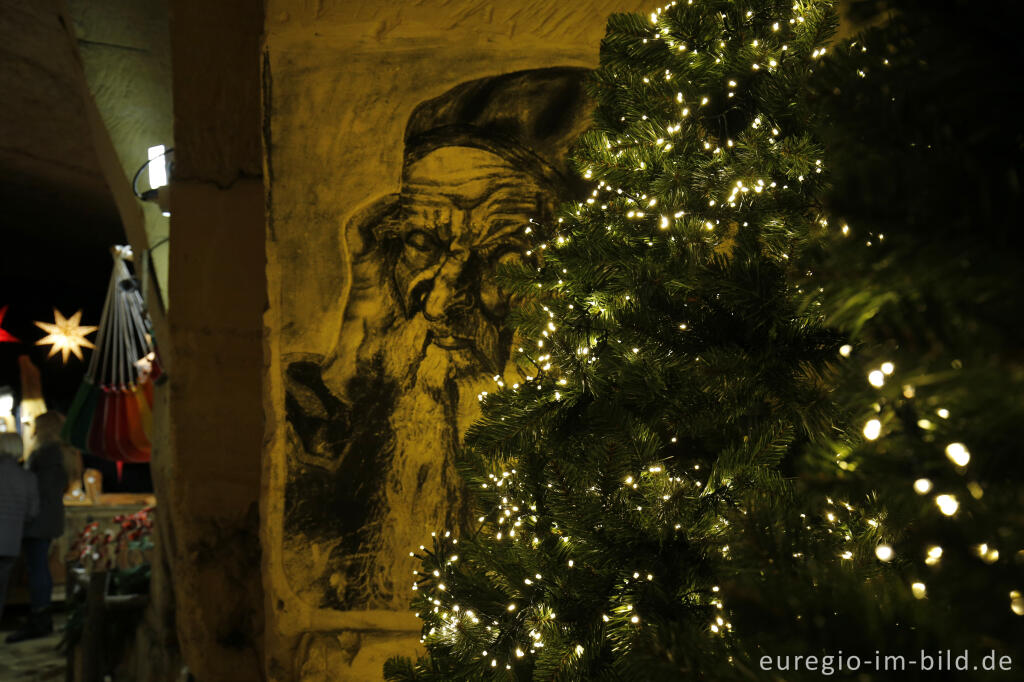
[390,147,542,374]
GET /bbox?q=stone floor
[0,607,67,682]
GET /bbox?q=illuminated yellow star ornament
[34,308,97,363]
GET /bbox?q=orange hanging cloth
[111,387,146,462]
[123,384,152,456]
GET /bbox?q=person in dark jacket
[6,413,68,643]
[0,432,39,625]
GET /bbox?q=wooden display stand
[66,568,149,682]
[59,468,156,588]
[62,474,155,682]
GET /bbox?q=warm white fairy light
[911,582,927,599]
[934,494,959,516]
[874,544,894,562]
[944,442,970,467]
[913,478,933,495]
[974,543,999,564]
[863,418,882,440]
[1011,590,1024,616]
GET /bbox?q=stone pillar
[166,1,266,679]
[261,3,649,680]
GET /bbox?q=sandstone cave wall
[261,2,653,680]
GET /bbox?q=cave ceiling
[0,0,122,253]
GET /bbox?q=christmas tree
[385,0,1024,679]
[386,1,846,678]
[788,0,1024,667]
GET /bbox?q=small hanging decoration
[0,305,20,343]
[62,247,163,464]
[34,308,97,362]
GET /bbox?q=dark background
[0,213,153,492]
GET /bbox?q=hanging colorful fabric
[115,387,148,462]
[133,384,153,446]
[110,389,133,461]
[87,386,111,456]
[63,378,100,451]
[62,246,161,463]
[122,386,151,455]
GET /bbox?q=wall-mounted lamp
[133,145,174,217]
[148,145,168,191]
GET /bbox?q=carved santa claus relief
[282,67,591,610]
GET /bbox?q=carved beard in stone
[286,149,555,610]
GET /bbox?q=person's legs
[5,538,53,643]
[23,537,52,612]
[0,555,16,624]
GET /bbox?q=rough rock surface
[263,2,652,679]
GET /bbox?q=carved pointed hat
[402,67,593,196]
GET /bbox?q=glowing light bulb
[839,344,852,357]
[1011,591,1024,616]
[875,544,894,562]
[148,145,168,189]
[945,442,970,467]
[913,478,933,495]
[911,582,927,599]
[868,370,885,387]
[925,546,943,565]
[935,494,959,516]
[863,419,882,441]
